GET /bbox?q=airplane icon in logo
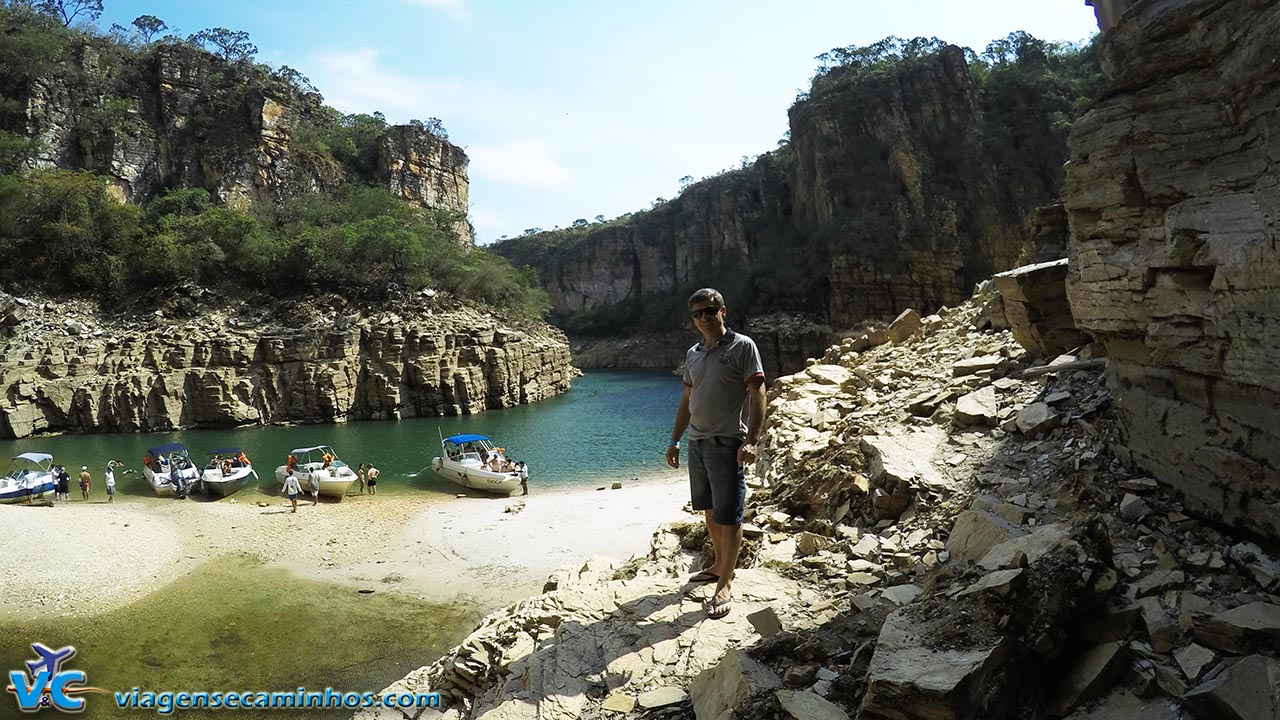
[24,643,76,678]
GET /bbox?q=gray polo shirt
[683,329,765,440]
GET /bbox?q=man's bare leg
[706,511,742,615]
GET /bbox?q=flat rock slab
[1184,654,1280,720]
[691,648,781,720]
[1047,642,1128,716]
[955,386,999,426]
[636,686,686,709]
[861,427,952,493]
[776,689,851,720]
[1193,602,1280,653]
[947,510,1026,565]
[860,608,1008,720]
[952,355,1003,377]
[978,523,1075,571]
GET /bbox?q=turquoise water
[0,369,684,501]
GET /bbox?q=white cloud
[468,141,573,188]
[310,49,429,117]
[404,0,465,20]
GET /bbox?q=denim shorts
[688,437,745,525]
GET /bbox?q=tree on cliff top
[188,27,258,62]
[5,0,102,27]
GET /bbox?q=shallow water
[0,556,479,719]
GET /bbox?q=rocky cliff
[495,38,1092,373]
[1065,0,1280,541]
[8,28,472,242]
[0,291,573,438]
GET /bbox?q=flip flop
[706,596,732,620]
[688,570,719,584]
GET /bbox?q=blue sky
[97,1,1099,244]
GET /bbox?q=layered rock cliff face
[0,293,572,438]
[14,38,471,241]
[792,46,1030,326]
[1065,0,1280,540]
[497,42,1086,373]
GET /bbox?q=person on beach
[282,470,302,513]
[665,288,766,621]
[357,463,366,494]
[366,465,379,495]
[78,466,91,501]
[517,461,529,495]
[309,471,320,505]
[104,463,116,503]
[56,466,70,502]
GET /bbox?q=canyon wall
[0,296,572,438]
[1066,0,1280,539]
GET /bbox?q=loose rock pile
[361,286,1280,720]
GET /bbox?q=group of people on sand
[48,460,124,504]
[280,457,379,513]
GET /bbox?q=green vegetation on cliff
[0,5,548,317]
[0,169,545,314]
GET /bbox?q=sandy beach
[0,471,691,620]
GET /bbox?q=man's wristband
[668,441,680,448]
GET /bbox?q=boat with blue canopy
[142,442,198,498]
[431,433,522,496]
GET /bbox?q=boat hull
[143,467,198,497]
[432,457,521,496]
[201,468,256,498]
[0,479,54,504]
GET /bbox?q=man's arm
[666,384,692,469]
[738,377,767,465]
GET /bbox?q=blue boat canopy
[444,434,491,445]
[207,448,243,456]
[147,443,189,456]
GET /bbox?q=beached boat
[274,445,356,500]
[200,448,258,498]
[142,443,199,498]
[431,434,522,496]
[0,452,56,504]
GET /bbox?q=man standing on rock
[666,288,766,620]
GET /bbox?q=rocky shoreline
[364,289,1278,720]
[0,290,577,438]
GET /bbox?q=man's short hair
[688,288,725,309]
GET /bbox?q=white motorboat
[431,434,522,496]
[142,443,199,498]
[0,452,56,504]
[200,448,258,498]
[274,445,356,500]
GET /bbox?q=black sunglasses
[689,306,721,320]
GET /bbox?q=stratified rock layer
[0,299,573,438]
[1064,0,1280,540]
